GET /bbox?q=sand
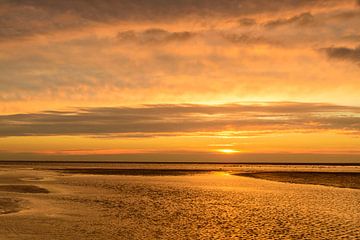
[237,172,360,189]
[0,163,359,239]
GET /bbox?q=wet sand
[0,198,22,215]
[0,163,359,239]
[237,172,360,189]
[56,168,360,188]
[0,185,50,194]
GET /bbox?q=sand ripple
[54,174,360,239]
[0,167,359,239]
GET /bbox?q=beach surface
[0,163,359,239]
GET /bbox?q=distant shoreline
[0,160,359,166]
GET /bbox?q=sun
[217,149,240,154]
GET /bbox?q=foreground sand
[0,164,359,239]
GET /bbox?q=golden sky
[0,0,360,162]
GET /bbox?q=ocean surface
[0,163,359,239]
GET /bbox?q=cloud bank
[0,102,359,137]
[1,0,360,112]
[0,0,343,39]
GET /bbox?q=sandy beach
[0,163,359,239]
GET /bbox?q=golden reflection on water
[213,171,231,176]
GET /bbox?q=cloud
[265,12,315,28]
[0,0,345,40]
[342,34,360,42]
[238,18,257,26]
[1,0,360,110]
[0,102,359,137]
[222,33,276,45]
[4,0,336,19]
[117,29,195,44]
[323,45,360,64]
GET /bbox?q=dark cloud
[238,18,257,26]
[4,0,335,19]
[0,3,87,40]
[0,102,359,137]
[331,10,360,20]
[342,34,360,42]
[0,0,342,39]
[117,29,195,44]
[265,12,315,28]
[323,45,360,63]
[222,33,275,45]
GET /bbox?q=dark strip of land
[236,172,360,189]
[57,168,214,176]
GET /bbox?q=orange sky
[0,0,360,162]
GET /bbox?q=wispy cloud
[117,29,195,44]
[265,12,315,28]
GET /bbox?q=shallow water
[0,165,359,239]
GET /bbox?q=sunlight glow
[217,149,240,154]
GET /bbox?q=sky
[0,0,360,162]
